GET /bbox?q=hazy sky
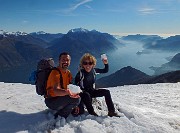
[1,0,180,36]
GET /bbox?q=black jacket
[75,64,108,91]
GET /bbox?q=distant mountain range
[121,34,162,42]
[0,35,50,69]
[0,28,121,83]
[96,66,180,88]
[122,34,180,52]
[142,70,180,84]
[30,31,64,44]
[122,34,180,74]
[48,28,120,59]
[144,35,180,52]
[150,53,180,75]
[0,29,179,84]
[96,66,150,88]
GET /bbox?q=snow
[0,30,28,36]
[69,28,89,33]
[68,84,82,94]
[0,82,180,133]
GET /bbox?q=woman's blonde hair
[80,53,97,67]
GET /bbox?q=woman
[74,53,119,117]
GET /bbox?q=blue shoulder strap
[29,71,37,82]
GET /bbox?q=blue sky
[1,0,180,36]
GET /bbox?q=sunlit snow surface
[0,82,179,133]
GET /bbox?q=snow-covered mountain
[0,28,179,84]
[0,28,121,83]
[49,28,120,58]
[0,82,179,133]
[68,28,89,33]
[30,31,47,35]
[68,28,101,34]
[0,30,28,36]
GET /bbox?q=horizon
[1,0,180,36]
[1,28,179,39]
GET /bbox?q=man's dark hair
[59,52,70,60]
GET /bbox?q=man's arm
[53,85,69,96]
[53,86,79,98]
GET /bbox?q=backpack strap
[79,70,84,89]
[93,68,97,81]
[53,67,64,89]
[92,69,97,89]
[79,68,96,89]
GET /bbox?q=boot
[108,111,120,117]
[89,111,98,116]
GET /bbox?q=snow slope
[0,82,180,133]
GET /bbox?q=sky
[0,82,180,133]
[1,0,180,37]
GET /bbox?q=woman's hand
[102,59,108,64]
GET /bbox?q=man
[45,52,80,119]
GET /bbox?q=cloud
[22,20,28,24]
[69,0,93,11]
[84,5,93,10]
[138,7,156,15]
[138,7,180,15]
[137,0,180,15]
[13,0,93,16]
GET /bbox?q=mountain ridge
[0,28,179,84]
[96,66,180,88]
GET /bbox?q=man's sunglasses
[82,61,93,65]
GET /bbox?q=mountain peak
[96,66,150,88]
[118,66,135,73]
[0,30,28,36]
[68,28,89,33]
[30,31,47,35]
[12,31,28,36]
